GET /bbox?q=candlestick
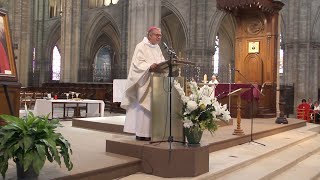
[204,74,207,82]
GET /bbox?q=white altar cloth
[33,99,105,119]
[113,79,127,102]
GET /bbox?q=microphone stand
[150,45,185,152]
[233,69,265,146]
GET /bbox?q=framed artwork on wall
[0,9,17,82]
[248,41,260,54]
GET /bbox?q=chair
[20,91,35,109]
[296,106,313,122]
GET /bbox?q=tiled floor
[3,108,129,180]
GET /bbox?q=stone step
[121,123,320,180]
[256,113,276,118]
[257,107,273,113]
[272,151,320,180]
[215,134,320,180]
[200,123,320,179]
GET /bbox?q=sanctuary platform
[5,116,308,179]
[71,116,306,178]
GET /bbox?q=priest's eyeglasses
[152,33,162,37]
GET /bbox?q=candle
[204,74,207,82]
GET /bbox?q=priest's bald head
[147,26,162,45]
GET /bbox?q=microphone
[163,42,169,49]
[163,42,177,58]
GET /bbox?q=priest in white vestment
[209,75,219,98]
[121,26,165,141]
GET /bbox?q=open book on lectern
[157,59,196,74]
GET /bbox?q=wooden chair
[296,106,313,122]
[20,92,35,109]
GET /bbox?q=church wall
[79,0,127,81]
[186,0,221,82]
[4,0,320,115]
[281,0,320,107]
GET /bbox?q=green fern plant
[0,112,73,179]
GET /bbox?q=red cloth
[297,103,311,121]
[0,42,9,73]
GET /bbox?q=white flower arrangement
[174,80,231,133]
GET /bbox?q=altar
[33,99,105,119]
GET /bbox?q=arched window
[52,46,61,80]
[104,0,119,6]
[49,0,62,18]
[213,35,219,75]
[279,34,284,74]
[93,46,112,82]
[32,48,36,73]
[88,0,119,8]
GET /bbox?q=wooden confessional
[217,0,284,117]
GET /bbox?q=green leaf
[45,147,53,162]
[23,136,33,152]
[32,152,45,175]
[0,161,8,179]
[0,114,20,123]
[36,144,46,161]
[0,112,73,177]
[23,151,34,172]
[0,131,15,146]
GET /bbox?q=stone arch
[280,13,286,42]
[43,20,61,82]
[207,11,236,82]
[81,10,121,81]
[83,11,120,60]
[45,20,61,61]
[311,4,320,41]
[161,0,188,57]
[207,10,226,53]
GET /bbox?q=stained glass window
[93,46,112,82]
[52,46,61,80]
[213,35,219,74]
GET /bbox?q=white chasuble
[121,37,165,137]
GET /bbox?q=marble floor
[2,109,315,180]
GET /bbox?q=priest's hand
[149,63,159,72]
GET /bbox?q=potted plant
[0,112,73,179]
[174,80,231,145]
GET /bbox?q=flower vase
[184,126,203,146]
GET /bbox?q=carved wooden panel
[242,53,263,84]
[234,9,280,116]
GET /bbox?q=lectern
[151,74,185,141]
[228,88,250,136]
[151,59,194,142]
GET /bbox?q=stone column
[33,0,49,86]
[9,0,34,86]
[282,0,319,107]
[117,0,128,78]
[126,0,161,72]
[60,0,81,82]
[186,0,213,82]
